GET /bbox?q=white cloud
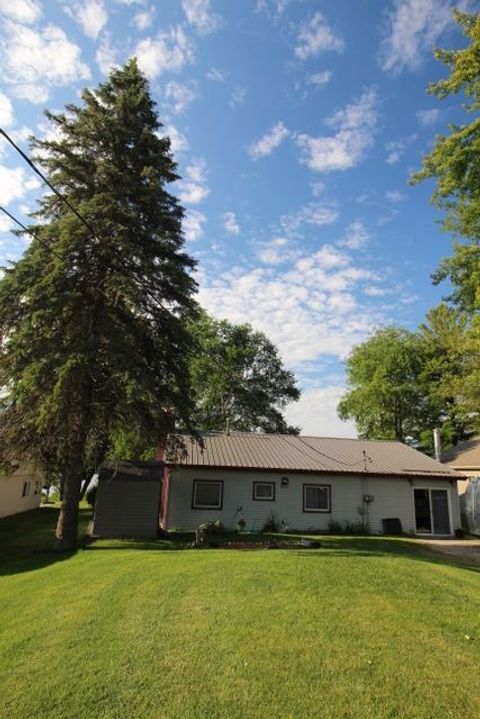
[206,67,227,81]
[66,0,108,39]
[280,203,338,234]
[385,190,406,203]
[379,0,455,75]
[183,209,206,241]
[0,165,40,205]
[0,93,14,128]
[162,124,189,155]
[384,134,417,165]
[248,121,290,160]
[0,0,41,24]
[285,386,357,437]
[96,33,118,75]
[295,88,378,173]
[198,244,380,366]
[229,86,247,109]
[417,108,440,126]
[133,8,154,30]
[134,25,194,80]
[337,220,370,250]
[257,236,299,266]
[295,12,344,61]
[306,70,332,87]
[165,80,197,114]
[178,158,210,205]
[310,181,325,197]
[221,211,240,235]
[256,0,290,14]
[181,0,220,35]
[1,22,90,103]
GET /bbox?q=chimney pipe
[433,428,442,462]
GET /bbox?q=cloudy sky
[0,0,473,436]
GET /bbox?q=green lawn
[1,509,480,719]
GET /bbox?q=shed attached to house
[92,461,163,538]
[162,433,462,536]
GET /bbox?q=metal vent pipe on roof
[433,428,442,462]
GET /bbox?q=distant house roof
[166,432,460,479]
[442,437,480,470]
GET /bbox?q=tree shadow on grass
[0,506,93,576]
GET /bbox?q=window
[253,482,275,501]
[303,484,331,513]
[22,481,30,498]
[192,480,223,509]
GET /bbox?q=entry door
[414,488,450,535]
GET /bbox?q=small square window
[253,482,275,501]
[303,484,330,513]
[192,480,223,509]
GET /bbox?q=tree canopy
[337,327,431,443]
[411,11,480,312]
[188,311,300,434]
[0,60,198,548]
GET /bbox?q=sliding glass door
[414,488,451,535]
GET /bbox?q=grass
[1,509,480,719]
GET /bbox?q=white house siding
[0,466,43,518]
[165,468,459,535]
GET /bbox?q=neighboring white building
[161,433,462,537]
[0,464,43,518]
[442,437,480,534]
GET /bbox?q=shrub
[328,520,370,536]
[263,513,280,533]
[198,520,224,535]
[328,520,343,534]
[237,518,246,531]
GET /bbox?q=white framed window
[253,481,275,501]
[303,484,331,513]
[192,480,223,510]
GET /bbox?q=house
[91,432,462,538]
[160,433,461,537]
[0,463,43,518]
[442,436,480,535]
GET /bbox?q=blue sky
[0,0,474,436]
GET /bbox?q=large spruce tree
[0,60,198,549]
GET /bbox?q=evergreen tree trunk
[55,422,89,549]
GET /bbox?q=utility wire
[0,127,102,244]
[0,205,65,264]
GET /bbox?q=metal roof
[166,432,461,479]
[442,436,480,470]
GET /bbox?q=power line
[0,127,102,244]
[0,205,65,264]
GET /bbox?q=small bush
[263,513,279,533]
[198,520,224,535]
[237,518,246,531]
[455,527,465,539]
[328,520,344,534]
[328,520,370,536]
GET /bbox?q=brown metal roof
[166,432,461,479]
[442,437,480,470]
